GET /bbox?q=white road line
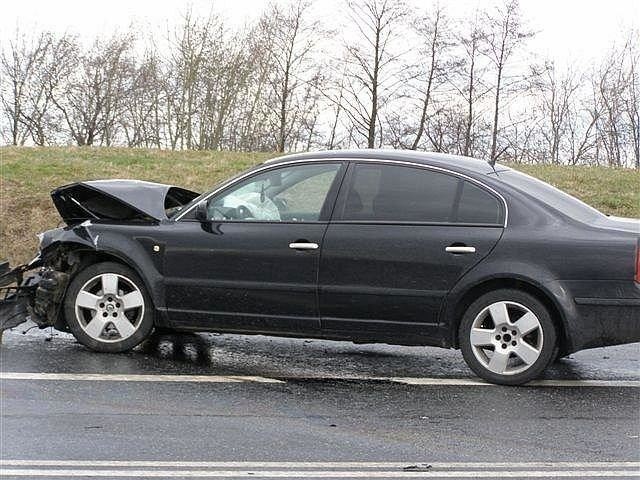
[0,468,638,477]
[0,371,638,387]
[386,377,640,388]
[0,372,283,384]
[1,461,639,469]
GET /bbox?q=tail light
[636,242,640,284]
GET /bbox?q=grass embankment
[1,146,638,265]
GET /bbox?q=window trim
[175,160,347,224]
[174,158,508,227]
[332,160,506,227]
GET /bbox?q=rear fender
[440,260,576,352]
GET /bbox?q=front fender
[41,223,167,316]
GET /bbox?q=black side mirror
[194,201,208,222]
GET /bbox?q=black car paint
[2,150,639,355]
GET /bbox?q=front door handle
[289,242,319,250]
[445,245,476,254]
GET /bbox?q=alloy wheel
[469,300,544,376]
[74,273,145,343]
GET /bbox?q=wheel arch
[445,276,570,354]
[44,241,165,328]
[70,248,150,287]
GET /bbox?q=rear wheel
[64,262,154,353]
[459,289,558,385]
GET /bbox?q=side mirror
[194,201,208,222]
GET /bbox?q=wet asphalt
[0,324,639,479]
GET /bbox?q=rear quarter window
[455,181,502,224]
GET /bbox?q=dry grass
[1,146,638,265]
[0,147,274,265]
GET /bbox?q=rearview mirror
[194,201,208,222]
[270,173,282,187]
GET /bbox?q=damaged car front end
[0,256,57,332]
[0,179,199,335]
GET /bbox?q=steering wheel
[236,205,254,219]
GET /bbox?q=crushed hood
[51,180,199,225]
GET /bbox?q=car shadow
[140,331,214,366]
[136,330,475,379]
[3,325,638,381]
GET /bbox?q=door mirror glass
[194,201,208,222]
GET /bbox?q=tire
[63,262,154,353]
[459,289,558,386]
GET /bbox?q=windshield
[498,169,605,223]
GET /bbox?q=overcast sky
[1,0,638,66]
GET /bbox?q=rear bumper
[571,301,640,351]
[554,280,640,353]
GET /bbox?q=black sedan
[1,150,639,385]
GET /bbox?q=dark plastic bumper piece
[0,286,31,332]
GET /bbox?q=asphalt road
[0,323,639,479]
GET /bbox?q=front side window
[340,163,502,225]
[207,163,342,222]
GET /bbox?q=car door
[318,161,505,344]
[162,161,346,334]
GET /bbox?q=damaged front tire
[64,262,154,353]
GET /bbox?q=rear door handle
[289,242,319,250]
[445,245,476,254]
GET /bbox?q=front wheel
[459,289,558,385]
[64,262,154,353]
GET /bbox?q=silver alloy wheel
[74,273,145,343]
[469,301,543,376]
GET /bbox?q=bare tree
[120,47,165,148]
[341,0,407,148]
[592,45,630,166]
[325,71,347,149]
[531,61,580,164]
[50,34,133,146]
[22,34,76,146]
[0,30,50,145]
[259,1,321,152]
[454,12,488,157]
[622,30,640,168]
[409,4,450,150]
[0,2,637,165]
[484,0,532,162]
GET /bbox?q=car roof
[264,149,506,176]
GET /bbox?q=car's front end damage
[0,259,43,332]
[0,179,199,335]
[0,245,70,333]
[0,223,120,334]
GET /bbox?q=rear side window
[455,181,502,224]
[340,163,502,225]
